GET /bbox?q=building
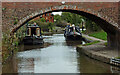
[33,13,54,23]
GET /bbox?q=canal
[2,34,120,73]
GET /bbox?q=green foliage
[16,25,26,39]
[85,18,101,32]
[40,18,46,22]
[54,15,67,28]
[55,12,101,32]
[48,22,54,31]
[53,12,86,28]
[29,12,101,32]
[14,17,19,25]
[54,14,62,23]
[2,30,20,61]
[15,41,19,46]
[55,20,67,28]
[89,31,107,40]
[61,12,83,26]
[61,12,72,23]
[29,18,55,32]
[104,42,107,46]
[81,30,85,33]
[116,57,120,59]
[3,54,10,61]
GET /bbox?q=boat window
[36,28,40,36]
[27,28,31,36]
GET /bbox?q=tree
[61,12,84,26]
[54,14,62,23]
[61,12,72,23]
[40,18,46,22]
[85,18,101,32]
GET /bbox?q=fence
[110,58,120,67]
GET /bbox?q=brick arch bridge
[2,2,120,49]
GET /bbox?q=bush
[55,20,67,28]
[104,42,107,46]
[14,17,19,25]
[28,19,55,32]
[85,19,101,32]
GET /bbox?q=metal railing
[110,58,120,67]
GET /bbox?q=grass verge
[104,42,107,46]
[116,57,120,59]
[88,31,107,40]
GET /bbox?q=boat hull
[23,36,44,45]
[65,35,82,40]
[64,31,82,40]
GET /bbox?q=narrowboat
[64,25,82,40]
[23,24,44,45]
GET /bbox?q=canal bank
[76,34,120,67]
[2,25,26,63]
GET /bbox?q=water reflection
[65,41,82,46]
[77,53,112,73]
[2,56,18,73]
[18,42,52,51]
[2,34,120,73]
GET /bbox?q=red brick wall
[2,2,120,49]
[33,13,54,23]
[44,13,54,23]
[2,2,119,32]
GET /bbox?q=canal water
[2,34,120,73]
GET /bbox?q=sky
[52,12,62,16]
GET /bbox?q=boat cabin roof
[27,25,40,28]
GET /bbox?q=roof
[27,25,40,28]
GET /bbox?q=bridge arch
[11,5,118,33]
[11,5,120,48]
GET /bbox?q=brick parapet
[1,2,119,33]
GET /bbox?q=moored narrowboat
[64,24,82,40]
[23,23,44,45]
